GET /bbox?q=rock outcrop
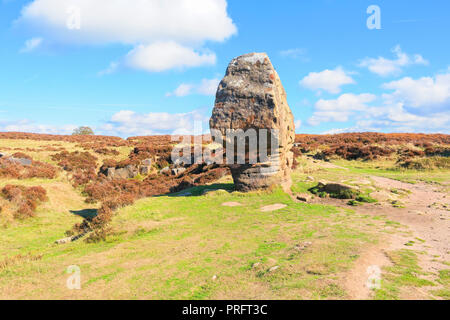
[0,153,32,166]
[102,158,153,179]
[210,53,295,192]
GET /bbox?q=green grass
[333,159,450,185]
[431,269,450,300]
[1,147,447,300]
[355,195,378,203]
[374,249,435,300]
[0,178,387,299]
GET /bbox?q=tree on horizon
[72,126,94,136]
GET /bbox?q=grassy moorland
[0,133,448,300]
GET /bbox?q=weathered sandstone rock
[210,53,295,192]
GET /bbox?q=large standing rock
[210,53,295,192]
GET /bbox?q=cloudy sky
[0,0,449,137]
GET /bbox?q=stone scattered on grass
[221,202,242,207]
[260,204,287,212]
[268,266,279,273]
[296,193,312,202]
[55,237,73,245]
[294,242,312,252]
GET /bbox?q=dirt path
[306,160,449,299]
[345,176,449,299]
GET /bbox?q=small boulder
[8,157,32,166]
[310,182,358,199]
[294,241,312,252]
[114,165,138,179]
[268,266,279,273]
[173,158,186,168]
[320,182,353,194]
[296,193,312,202]
[55,237,73,245]
[171,167,186,176]
[160,167,171,175]
[106,167,116,178]
[140,166,152,175]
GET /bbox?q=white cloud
[359,45,429,77]
[0,119,77,134]
[294,120,302,130]
[300,67,355,94]
[167,78,220,97]
[97,61,119,76]
[126,42,216,72]
[308,93,376,125]
[332,108,450,134]
[382,73,450,110]
[18,0,236,72]
[197,78,221,96]
[18,0,236,45]
[309,73,450,134]
[102,108,211,136]
[168,84,195,97]
[280,48,308,61]
[19,37,43,53]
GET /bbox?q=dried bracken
[1,185,48,219]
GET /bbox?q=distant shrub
[398,157,450,170]
[315,144,394,161]
[294,133,449,162]
[94,148,120,156]
[0,132,127,147]
[72,126,94,136]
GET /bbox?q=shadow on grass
[166,183,235,198]
[70,209,98,220]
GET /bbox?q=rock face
[0,153,32,166]
[103,158,153,179]
[106,165,138,179]
[210,53,295,192]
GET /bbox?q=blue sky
[0,0,449,137]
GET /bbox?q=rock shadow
[70,209,98,220]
